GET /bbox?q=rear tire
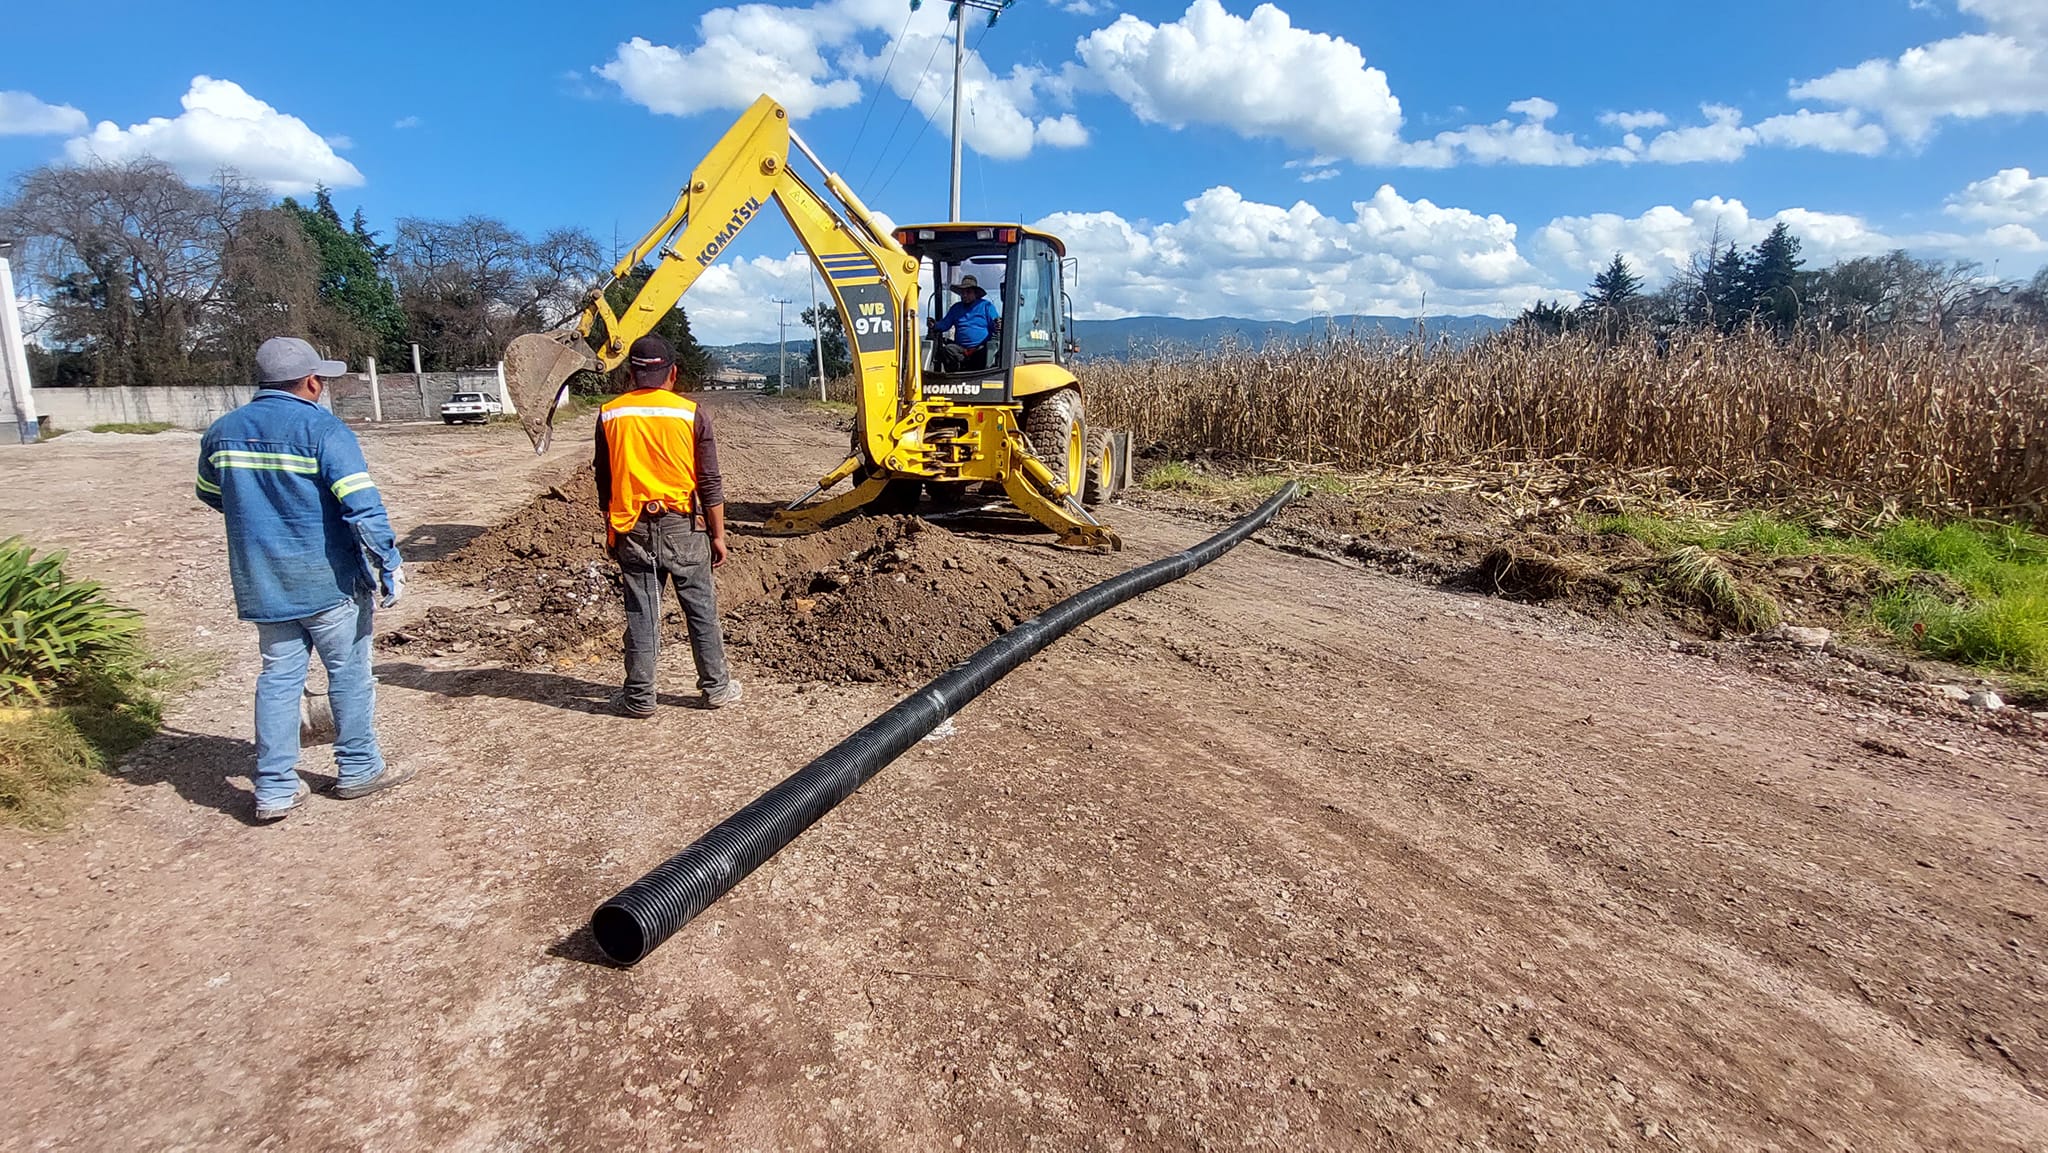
[1082,429,1115,507]
[1023,388,1085,494]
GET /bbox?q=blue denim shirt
[197,390,402,623]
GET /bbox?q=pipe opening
[591,905,648,966]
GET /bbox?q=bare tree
[1,159,263,386]
[390,216,602,368]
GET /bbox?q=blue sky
[3,0,2045,343]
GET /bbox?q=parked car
[440,392,503,424]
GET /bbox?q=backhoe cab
[499,94,1127,552]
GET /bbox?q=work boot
[704,680,744,710]
[332,763,417,800]
[607,690,656,719]
[255,779,311,823]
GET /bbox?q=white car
[440,392,503,424]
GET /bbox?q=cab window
[1014,240,1058,365]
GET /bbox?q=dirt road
[2,400,2044,1151]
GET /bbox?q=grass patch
[1593,513,1684,550]
[0,538,165,828]
[87,421,178,435]
[1657,545,1782,634]
[1865,518,2048,674]
[1138,459,1223,494]
[1711,512,1812,556]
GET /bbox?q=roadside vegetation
[0,538,165,829]
[87,421,178,435]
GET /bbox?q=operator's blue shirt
[938,297,999,347]
[196,390,402,622]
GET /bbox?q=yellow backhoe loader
[502,94,1128,550]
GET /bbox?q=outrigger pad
[503,332,600,454]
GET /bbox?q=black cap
[627,335,676,387]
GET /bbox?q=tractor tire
[1023,388,1085,494]
[1082,429,1115,507]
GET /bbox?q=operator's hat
[628,335,677,387]
[256,336,347,384]
[952,275,984,295]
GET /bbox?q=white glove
[379,565,406,608]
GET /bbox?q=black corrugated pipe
[590,482,1301,965]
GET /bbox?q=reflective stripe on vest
[600,389,700,535]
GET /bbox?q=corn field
[1084,327,2048,522]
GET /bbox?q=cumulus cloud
[62,76,362,193]
[1790,0,2048,141]
[1539,191,2044,283]
[1073,0,1408,164]
[0,91,87,136]
[598,0,1083,159]
[1414,97,1635,167]
[1599,110,1668,132]
[1033,184,1548,320]
[1637,105,1888,164]
[1946,167,2048,223]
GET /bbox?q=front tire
[1022,388,1085,495]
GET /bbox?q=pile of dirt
[723,517,1074,684]
[383,469,1076,684]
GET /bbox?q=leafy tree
[801,303,851,381]
[280,188,406,365]
[1510,299,1576,339]
[565,262,710,394]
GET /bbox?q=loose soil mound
[383,469,1074,684]
[723,517,1072,684]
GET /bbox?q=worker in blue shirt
[197,337,413,822]
[929,275,1001,371]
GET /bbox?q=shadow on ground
[397,523,488,563]
[375,661,699,713]
[116,727,326,827]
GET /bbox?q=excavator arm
[502,93,1118,551]
[504,95,918,461]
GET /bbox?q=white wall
[37,385,258,430]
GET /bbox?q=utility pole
[0,239,39,445]
[913,0,1013,222]
[772,297,794,391]
[809,272,827,400]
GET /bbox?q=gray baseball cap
[256,336,347,384]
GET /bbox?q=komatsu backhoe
[502,94,1128,550]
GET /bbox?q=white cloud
[1599,110,1668,132]
[1073,0,1408,164]
[599,0,1082,159]
[1059,0,1105,13]
[1751,109,1888,155]
[1538,191,2046,283]
[678,251,821,345]
[1790,0,2048,141]
[393,115,422,130]
[1034,184,1548,320]
[62,77,362,193]
[1417,97,1635,167]
[0,91,87,137]
[1643,104,1754,164]
[1946,167,2048,223]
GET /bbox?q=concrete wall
[33,367,515,430]
[37,384,257,430]
[327,371,507,422]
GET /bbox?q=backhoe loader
[502,94,1128,550]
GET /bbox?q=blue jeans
[253,592,385,807]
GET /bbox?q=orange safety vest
[599,388,700,536]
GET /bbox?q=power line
[848,7,917,166]
[862,26,952,188]
[875,19,993,199]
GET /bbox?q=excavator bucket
[503,331,600,454]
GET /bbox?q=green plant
[1657,545,1781,633]
[88,421,178,435]
[1712,513,1811,556]
[1139,460,1219,493]
[1593,513,1679,549]
[0,538,142,702]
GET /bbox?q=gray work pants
[613,514,729,709]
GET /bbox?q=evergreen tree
[1579,253,1644,341]
[280,189,407,363]
[577,263,710,390]
[1707,245,1751,332]
[1743,222,1806,336]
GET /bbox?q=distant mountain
[1071,314,1507,358]
[704,313,1510,374]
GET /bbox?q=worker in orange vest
[594,335,741,717]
